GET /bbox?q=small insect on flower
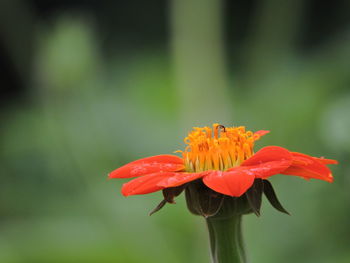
[109,124,338,216]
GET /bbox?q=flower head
[109,124,337,215]
[181,124,268,172]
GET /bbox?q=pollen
[181,124,263,172]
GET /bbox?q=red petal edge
[157,171,210,188]
[312,156,338,165]
[240,146,293,179]
[109,154,184,179]
[282,152,336,182]
[121,172,177,196]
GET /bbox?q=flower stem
[206,214,246,263]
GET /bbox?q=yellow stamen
[180,124,262,172]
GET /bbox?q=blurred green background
[1,0,349,262]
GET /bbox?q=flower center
[181,124,262,172]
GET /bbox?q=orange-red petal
[254,130,270,137]
[203,169,255,197]
[242,146,292,167]
[240,161,292,179]
[121,172,177,196]
[313,157,338,165]
[202,146,294,196]
[282,152,335,182]
[109,155,184,179]
[157,171,210,188]
[227,146,292,180]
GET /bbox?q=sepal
[149,185,185,215]
[245,179,263,216]
[263,180,290,215]
[185,180,257,218]
[185,180,225,218]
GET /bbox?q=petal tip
[327,174,334,183]
[328,160,339,165]
[255,130,270,138]
[121,187,130,197]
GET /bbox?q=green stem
[206,215,246,263]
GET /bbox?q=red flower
[109,124,337,197]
